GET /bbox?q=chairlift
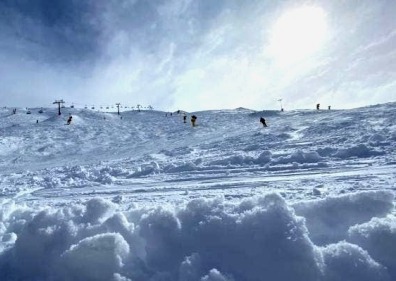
[70,105,74,108]
[26,110,31,114]
[84,106,88,109]
[91,106,95,110]
[106,106,109,109]
[38,109,43,113]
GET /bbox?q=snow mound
[333,144,384,159]
[0,191,395,280]
[348,216,396,277]
[293,190,394,245]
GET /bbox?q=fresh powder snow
[0,103,395,281]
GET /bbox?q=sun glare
[268,6,327,66]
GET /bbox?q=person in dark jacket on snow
[260,117,267,127]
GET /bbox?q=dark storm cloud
[0,0,101,64]
[0,0,235,64]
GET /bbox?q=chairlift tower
[53,99,65,115]
[116,103,121,115]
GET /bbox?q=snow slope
[0,103,395,280]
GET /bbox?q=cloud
[0,0,395,111]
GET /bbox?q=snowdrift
[0,191,394,281]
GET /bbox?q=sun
[268,6,327,66]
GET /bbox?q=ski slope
[0,103,395,280]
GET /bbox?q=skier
[328,105,331,110]
[183,114,187,123]
[67,115,73,125]
[316,103,320,110]
[191,115,197,127]
[260,117,267,127]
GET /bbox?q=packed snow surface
[0,103,395,281]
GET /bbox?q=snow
[0,103,395,280]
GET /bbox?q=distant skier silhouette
[183,114,187,123]
[260,117,267,127]
[328,105,331,110]
[67,115,72,125]
[191,115,197,127]
[316,103,320,110]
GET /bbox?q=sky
[0,0,395,111]
[0,102,396,280]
